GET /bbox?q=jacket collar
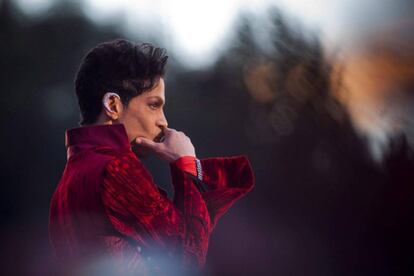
[65,124,131,160]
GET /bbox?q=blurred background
[1,0,413,275]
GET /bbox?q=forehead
[142,78,165,100]
[127,78,165,107]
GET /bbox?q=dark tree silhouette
[1,2,413,275]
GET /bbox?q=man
[49,39,254,275]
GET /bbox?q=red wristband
[173,156,197,176]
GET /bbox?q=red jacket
[49,124,254,275]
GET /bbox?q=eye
[148,102,160,110]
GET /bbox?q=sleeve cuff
[173,156,197,177]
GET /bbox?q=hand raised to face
[134,128,196,163]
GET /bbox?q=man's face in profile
[117,78,168,156]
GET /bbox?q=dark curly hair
[75,39,168,125]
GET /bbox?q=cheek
[142,115,160,135]
[133,113,152,132]
[121,110,142,130]
[124,107,158,136]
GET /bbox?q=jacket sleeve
[195,155,255,228]
[101,151,211,268]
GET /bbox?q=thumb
[135,137,160,151]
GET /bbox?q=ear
[102,92,123,120]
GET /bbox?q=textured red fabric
[49,124,254,275]
[172,156,197,176]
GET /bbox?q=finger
[163,127,175,137]
[135,137,161,151]
[163,127,174,133]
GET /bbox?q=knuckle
[165,128,174,135]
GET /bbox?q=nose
[157,112,168,129]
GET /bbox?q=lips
[153,131,165,143]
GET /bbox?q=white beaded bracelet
[195,158,203,181]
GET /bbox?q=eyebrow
[146,96,165,105]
